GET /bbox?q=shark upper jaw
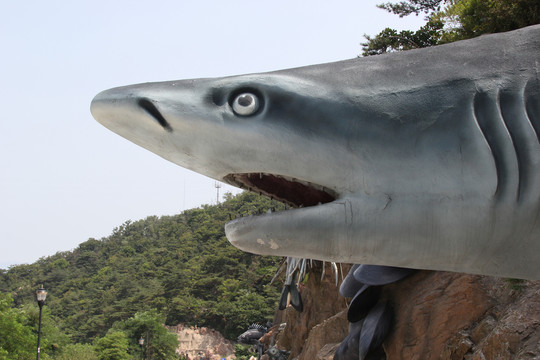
[223,173,337,208]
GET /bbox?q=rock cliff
[262,263,540,359]
[168,324,235,360]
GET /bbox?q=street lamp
[36,285,47,360]
[138,336,144,360]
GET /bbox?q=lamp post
[138,336,144,360]
[35,285,47,360]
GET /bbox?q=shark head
[91,70,372,257]
[91,25,540,280]
[90,65,494,265]
[90,74,355,205]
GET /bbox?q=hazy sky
[0,1,426,269]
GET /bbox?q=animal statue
[237,323,268,345]
[237,323,269,359]
[91,25,540,280]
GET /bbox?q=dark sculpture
[274,257,340,312]
[237,323,268,345]
[237,323,269,359]
[278,257,304,312]
[266,346,290,360]
[91,25,540,280]
[335,264,414,360]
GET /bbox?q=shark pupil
[238,95,253,106]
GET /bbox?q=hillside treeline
[0,192,284,358]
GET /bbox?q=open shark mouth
[223,173,337,208]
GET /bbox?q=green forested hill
[0,192,283,346]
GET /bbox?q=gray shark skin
[91,25,540,280]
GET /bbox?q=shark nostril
[138,98,173,132]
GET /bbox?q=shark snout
[90,86,176,137]
[90,81,238,182]
[90,87,133,128]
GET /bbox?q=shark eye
[232,93,260,116]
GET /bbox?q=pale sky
[0,0,426,269]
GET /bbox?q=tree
[0,293,36,360]
[234,344,257,360]
[362,0,540,55]
[214,290,276,339]
[119,310,178,360]
[362,18,444,56]
[55,344,98,360]
[441,0,540,41]
[94,330,130,360]
[22,303,71,358]
[377,0,445,17]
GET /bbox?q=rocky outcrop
[263,263,540,359]
[438,278,540,360]
[270,263,350,359]
[168,324,235,360]
[382,271,493,358]
[382,272,540,359]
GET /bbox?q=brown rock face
[299,310,349,360]
[467,282,540,359]
[271,263,350,359]
[383,273,540,360]
[268,265,540,360]
[382,271,493,359]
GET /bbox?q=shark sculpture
[91,25,540,280]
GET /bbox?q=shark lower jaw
[224,197,348,260]
[223,173,337,208]
[223,172,343,259]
